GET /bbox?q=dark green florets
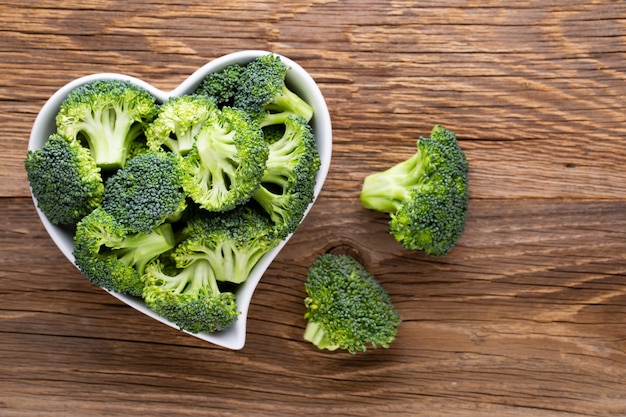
[196,64,245,107]
[233,54,313,126]
[360,125,469,256]
[102,150,187,234]
[56,79,158,170]
[25,134,104,225]
[303,254,401,354]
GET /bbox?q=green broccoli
[233,54,313,127]
[141,204,280,333]
[251,114,321,239]
[56,79,158,170]
[142,256,240,334]
[172,204,280,285]
[73,207,176,297]
[180,106,268,212]
[303,254,401,354]
[102,150,187,234]
[145,94,216,155]
[360,125,469,256]
[195,64,245,108]
[25,133,104,225]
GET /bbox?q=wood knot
[326,244,364,264]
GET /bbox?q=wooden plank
[1,197,625,416]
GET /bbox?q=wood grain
[1,1,626,416]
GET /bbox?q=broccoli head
[303,254,401,354]
[173,205,280,285]
[251,114,321,239]
[195,64,245,108]
[56,79,158,170]
[73,207,176,297]
[180,106,268,212]
[360,125,469,256]
[102,150,187,234]
[145,94,217,155]
[25,134,104,225]
[142,256,240,334]
[233,54,313,126]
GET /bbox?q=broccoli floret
[73,208,176,297]
[25,134,104,225]
[145,95,216,155]
[102,150,187,234]
[251,114,320,239]
[303,254,401,354]
[142,256,240,334]
[233,54,313,127]
[180,106,268,212]
[173,205,280,285]
[195,64,245,108]
[360,125,469,256]
[56,79,158,170]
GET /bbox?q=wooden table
[2,1,626,416]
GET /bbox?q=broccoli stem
[80,108,141,169]
[360,151,427,213]
[265,87,313,122]
[303,321,340,351]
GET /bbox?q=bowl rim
[28,50,332,350]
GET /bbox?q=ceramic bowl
[28,50,332,350]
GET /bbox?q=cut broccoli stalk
[56,79,158,170]
[142,257,240,334]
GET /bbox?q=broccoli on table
[360,125,469,256]
[251,114,321,239]
[303,254,401,354]
[102,150,187,234]
[73,208,176,297]
[180,106,268,212]
[25,134,104,225]
[233,54,313,127]
[56,79,158,170]
[145,94,216,155]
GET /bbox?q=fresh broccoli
[141,204,280,333]
[195,64,245,108]
[233,54,313,127]
[172,204,280,285]
[180,106,268,212]
[142,256,240,334]
[303,254,401,354]
[251,114,320,239]
[73,208,176,297]
[56,79,158,170]
[145,94,216,155]
[360,125,469,256]
[102,150,187,234]
[25,133,104,225]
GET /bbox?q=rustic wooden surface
[2,1,626,416]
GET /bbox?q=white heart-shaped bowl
[28,50,332,350]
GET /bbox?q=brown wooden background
[2,1,626,416]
